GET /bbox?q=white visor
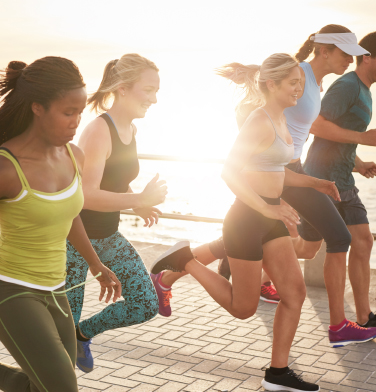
[311,33,370,56]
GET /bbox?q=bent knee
[326,231,352,254]
[300,241,322,259]
[281,284,306,308]
[231,304,258,320]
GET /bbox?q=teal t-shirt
[304,71,372,192]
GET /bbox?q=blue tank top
[284,62,321,160]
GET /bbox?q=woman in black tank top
[65,54,167,373]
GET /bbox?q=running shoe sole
[150,241,192,274]
[260,295,280,304]
[329,334,376,348]
[261,379,320,392]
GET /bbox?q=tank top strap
[0,147,31,191]
[65,144,79,176]
[260,108,277,134]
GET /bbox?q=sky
[1,0,376,158]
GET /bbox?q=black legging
[282,160,351,253]
[0,281,77,392]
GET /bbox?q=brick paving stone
[130,384,159,391]
[105,387,131,392]
[183,379,215,391]
[218,359,247,372]
[155,381,186,392]
[320,370,348,384]
[141,364,170,376]
[200,343,227,355]
[293,353,320,366]
[237,376,264,390]
[211,369,249,381]
[224,342,249,353]
[129,373,167,386]
[167,362,196,374]
[346,369,373,382]
[212,377,243,391]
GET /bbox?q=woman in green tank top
[0,58,121,392]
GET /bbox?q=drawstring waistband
[0,272,102,317]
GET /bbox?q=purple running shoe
[329,320,376,348]
[150,272,172,317]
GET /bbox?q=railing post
[303,242,326,288]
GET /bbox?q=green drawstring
[51,272,102,317]
[0,272,102,317]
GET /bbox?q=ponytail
[216,63,263,108]
[217,54,298,108]
[295,34,315,62]
[87,59,118,113]
[295,24,352,62]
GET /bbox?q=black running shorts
[223,197,289,261]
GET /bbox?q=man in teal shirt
[304,32,376,344]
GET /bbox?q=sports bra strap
[65,144,79,176]
[260,108,277,134]
[0,147,31,191]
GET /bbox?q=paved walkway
[1,241,376,392]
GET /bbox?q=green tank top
[0,144,84,289]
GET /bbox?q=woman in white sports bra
[151,53,339,392]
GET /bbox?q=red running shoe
[260,282,280,304]
[150,272,172,317]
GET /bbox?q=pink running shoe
[260,282,280,304]
[150,272,172,317]
[329,320,376,348]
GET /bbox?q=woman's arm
[78,118,167,212]
[221,112,300,226]
[128,186,162,227]
[284,168,340,201]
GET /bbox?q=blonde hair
[88,53,159,113]
[216,53,299,109]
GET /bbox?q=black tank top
[80,113,140,239]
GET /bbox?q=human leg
[0,282,78,392]
[66,239,90,327]
[263,236,306,367]
[160,240,222,287]
[282,186,352,323]
[348,224,373,325]
[78,232,158,339]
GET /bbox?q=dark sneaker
[260,282,280,304]
[76,339,94,373]
[262,368,320,391]
[218,255,231,280]
[357,312,376,328]
[329,320,376,348]
[150,241,193,274]
[150,272,172,317]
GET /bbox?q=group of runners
[0,23,375,392]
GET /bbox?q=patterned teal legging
[66,231,158,339]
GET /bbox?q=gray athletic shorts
[332,186,368,226]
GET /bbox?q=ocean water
[119,144,376,268]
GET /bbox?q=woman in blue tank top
[65,54,167,373]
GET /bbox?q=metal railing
[121,154,376,240]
